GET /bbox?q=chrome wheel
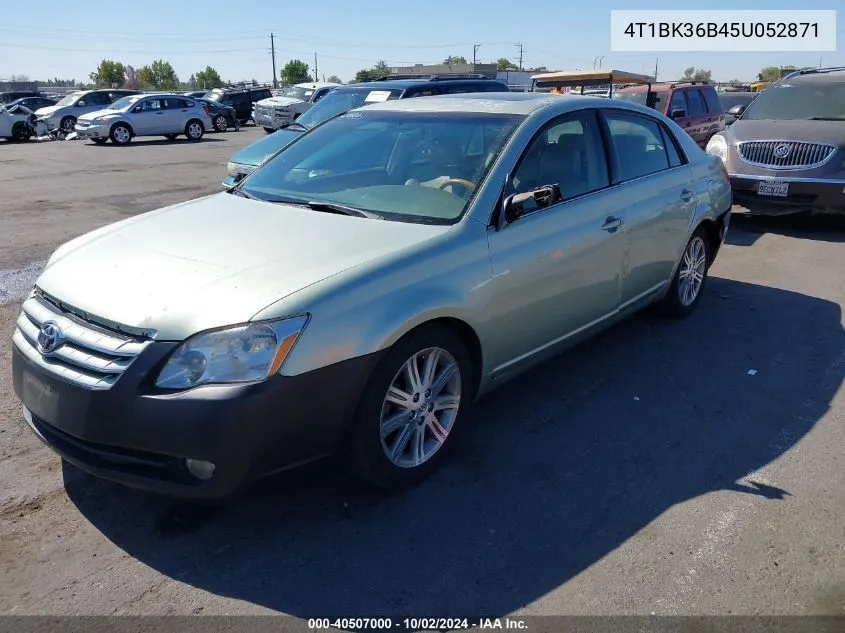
[60,117,76,133]
[678,236,707,306]
[214,115,227,131]
[380,347,462,469]
[112,125,130,144]
[187,122,202,139]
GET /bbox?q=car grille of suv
[737,141,836,170]
[13,293,151,391]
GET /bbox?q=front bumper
[13,343,382,500]
[74,123,108,139]
[730,174,845,216]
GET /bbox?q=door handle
[680,189,694,201]
[601,216,624,231]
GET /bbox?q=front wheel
[109,123,132,145]
[185,119,204,141]
[164,133,179,140]
[661,226,710,318]
[59,116,76,134]
[348,324,474,489]
[213,115,228,132]
[91,138,107,145]
[10,122,31,142]
[263,127,275,134]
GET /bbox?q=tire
[263,127,275,134]
[109,123,132,145]
[348,324,475,489]
[91,138,107,145]
[185,119,204,141]
[10,122,30,142]
[213,115,228,132]
[660,226,710,318]
[164,133,179,140]
[59,116,76,134]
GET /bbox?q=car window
[137,98,164,112]
[240,111,523,224]
[685,89,707,115]
[511,112,609,206]
[604,112,672,181]
[88,92,111,105]
[408,88,439,98]
[659,125,685,167]
[668,90,687,114]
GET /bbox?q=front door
[131,97,167,134]
[485,110,625,373]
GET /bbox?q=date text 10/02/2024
[307,617,528,630]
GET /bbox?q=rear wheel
[109,123,132,145]
[164,133,179,140]
[661,226,710,318]
[213,115,228,132]
[348,324,474,489]
[91,138,107,145]
[185,119,204,141]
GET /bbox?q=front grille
[737,140,836,170]
[255,106,271,117]
[12,294,151,391]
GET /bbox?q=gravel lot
[0,129,843,619]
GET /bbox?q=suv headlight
[706,134,728,163]
[155,315,309,389]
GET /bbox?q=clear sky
[1,0,842,85]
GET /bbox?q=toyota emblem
[773,144,791,159]
[37,321,63,354]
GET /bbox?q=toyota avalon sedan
[12,93,731,500]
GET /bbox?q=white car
[0,104,35,141]
[253,81,340,132]
[74,94,215,145]
[34,89,141,134]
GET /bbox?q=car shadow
[63,277,844,617]
[727,208,845,247]
[84,137,226,147]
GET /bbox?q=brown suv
[616,82,725,148]
[706,67,845,217]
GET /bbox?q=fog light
[185,459,216,480]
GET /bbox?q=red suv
[616,82,725,148]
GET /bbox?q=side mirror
[669,108,686,119]
[76,101,86,107]
[502,184,561,224]
[727,104,746,116]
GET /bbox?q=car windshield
[295,88,403,129]
[278,86,310,100]
[719,93,756,109]
[240,110,523,225]
[108,96,138,110]
[56,93,81,106]
[741,81,845,120]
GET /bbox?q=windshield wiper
[228,187,258,199]
[306,200,382,219]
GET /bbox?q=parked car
[195,97,238,132]
[0,104,36,142]
[224,75,512,187]
[34,89,142,134]
[615,82,725,147]
[706,67,845,217]
[74,94,214,145]
[253,81,341,132]
[12,93,731,500]
[0,90,41,105]
[718,91,757,126]
[205,85,272,125]
[6,96,58,112]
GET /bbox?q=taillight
[202,104,209,115]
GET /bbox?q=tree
[138,59,179,90]
[681,66,712,82]
[280,59,313,84]
[496,58,516,70]
[89,60,125,87]
[195,66,223,89]
[444,55,468,65]
[123,65,142,90]
[354,60,391,82]
[326,74,342,84]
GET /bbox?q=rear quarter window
[702,87,723,114]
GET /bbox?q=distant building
[0,80,39,92]
[389,63,498,79]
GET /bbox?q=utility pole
[472,44,481,72]
[653,57,658,80]
[314,53,318,83]
[270,33,277,88]
[516,43,524,70]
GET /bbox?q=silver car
[11,93,731,500]
[74,94,214,145]
[34,89,141,134]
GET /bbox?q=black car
[6,96,57,112]
[204,85,273,124]
[0,91,41,105]
[196,97,238,132]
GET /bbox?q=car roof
[356,91,624,116]
[294,81,341,88]
[340,78,506,91]
[782,69,845,84]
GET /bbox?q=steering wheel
[438,178,477,192]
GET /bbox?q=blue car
[223,75,510,188]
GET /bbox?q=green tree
[195,66,223,89]
[681,66,712,82]
[444,55,468,65]
[280,59,313,84]
[326,74,342,84]
[757,66,780,81]
[138,59,179,90]
[496,58,516,70]
[354,60,391,82]
[89,59,126,87]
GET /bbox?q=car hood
[34,105,62,117]
[726,119,845,147]
[258,96,305,108]
[36,193,450,340]
[78,108,117,122]
[230,127,303,167]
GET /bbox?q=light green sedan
[12,92,732,500]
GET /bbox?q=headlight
[227,161,255,177]
[706,133,728,163]
[155,315,309,389]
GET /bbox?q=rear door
[163,97,192,132]
[682,88,709,146]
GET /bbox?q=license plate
[21,367,60,421]
[757,180,789,197]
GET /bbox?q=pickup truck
[252,81,340,132]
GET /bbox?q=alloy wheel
[678,236,707,306]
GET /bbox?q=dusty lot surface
[0,130,843,618]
